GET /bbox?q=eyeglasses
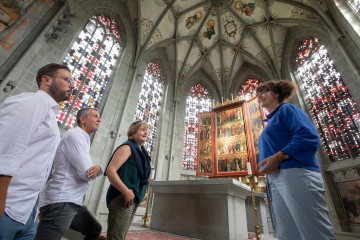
[48,75,75,85]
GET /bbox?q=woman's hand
[142,192,149,203]
[258,152,283,174]
[123,188,135,208]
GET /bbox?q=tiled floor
[64,221,199,239]
[126,230,199,240]
[65,223,276,240]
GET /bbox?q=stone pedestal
[149,179,251,240]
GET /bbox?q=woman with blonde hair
[105,120,151,240]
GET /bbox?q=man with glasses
[35,108,103,240]
[0,63,75,239]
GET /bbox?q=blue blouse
[258,102,321,172]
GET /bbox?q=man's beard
[49,82,71,103]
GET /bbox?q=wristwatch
[280,150,290,160]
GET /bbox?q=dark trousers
[34,202,102,240]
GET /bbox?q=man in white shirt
[35,108,103,240]
[0,63,75,240]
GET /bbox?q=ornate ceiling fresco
[136,0,331,96]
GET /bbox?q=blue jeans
[0,206,37,240]
[34,202,101,240]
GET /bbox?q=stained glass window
[239,78,262,100]
[183,83,212,170]
[58,15,122,129]
[295,37,360,161]
[134,61,164,156]
[347,0,360,15]
[238,78,267,117]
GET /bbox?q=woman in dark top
[105,120,151,240]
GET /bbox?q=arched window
[239,78,262,100]
[134,61,164,156]
[295,37,360,161]
[183,83,212,170]
[58,15,122,129]
[346,0,360,15]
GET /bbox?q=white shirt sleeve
[0,94,48,176]
[62,132,93,181]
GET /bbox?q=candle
[231,93,234,101]
[247,162,252,175]
[221,97,223,104]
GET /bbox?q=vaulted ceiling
[132,0,331,96]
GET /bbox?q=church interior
[1,0,360,239]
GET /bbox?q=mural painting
[0,0,56,65]
[336,179,360,225]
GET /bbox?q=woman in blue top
[256,80,335,240]
[105,120,151,240]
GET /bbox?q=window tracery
[346,0,360,15]
[134,61,164,156]
[295,37,360,161]
[58,15,121,129]
[239,78,262,100]
[183,83,212,170]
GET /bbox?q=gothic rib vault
[132,0,338,99]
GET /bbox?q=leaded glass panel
[134,61,164,156]
[295,37,360,161]
[347,0,360,15]
[183,83,212,170]
[58,15,121,129]
[239,78,262,100]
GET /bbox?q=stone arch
[179,69,220,104]
[229,62,271,97]
[282,25,360,106]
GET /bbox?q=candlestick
[247,162,252,175]
[141,187,152,227]
[248,176,261,240]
